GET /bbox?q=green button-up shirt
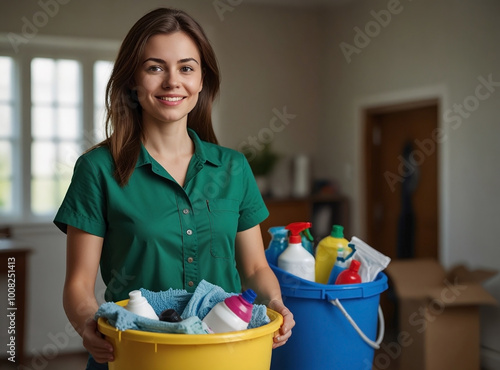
[54,129,268,301]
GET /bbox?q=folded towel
[181,280,230,320]
[95,302,210,334]
[96,280,270,334]
[139,287,192,316]
[248,303,271,329]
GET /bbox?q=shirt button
[186,229,193,236]
[188,281,194,287]
[187,257,194,263]
[183,208,190,215]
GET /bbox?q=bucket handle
[329,299,385,350]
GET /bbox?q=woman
[54,8,294,369]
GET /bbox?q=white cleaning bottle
[203,289,256,333]
[123,290,159,320]
[278,222,316,282]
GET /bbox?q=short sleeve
[53,154,107,237]
[237,153,269,231]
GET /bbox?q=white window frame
[0,34,119,224]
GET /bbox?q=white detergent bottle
[203,289,256,333]
[123,290,159,320]
[278,222,316,282]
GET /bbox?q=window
[31,58,82,215]
[0,37,116,223]
[94,60,113,142]
[0,57,15,214]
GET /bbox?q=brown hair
[104,8,220,186]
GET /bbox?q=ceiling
[242,0,353,8]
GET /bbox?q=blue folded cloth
[95,303,209,334]
[96,280,270,334]
[181,280,232,320]
[139,287,192,316]
[180,280,270,329]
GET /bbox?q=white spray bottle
[278,222,316,282]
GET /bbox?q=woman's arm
[235,224,295,348]
[63,225,114,363]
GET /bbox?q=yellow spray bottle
[314,225,351,284]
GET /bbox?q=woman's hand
[234,226,296,349]
[268,299,295,349]
[82,318,114,363]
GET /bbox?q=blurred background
[0,0,499,368]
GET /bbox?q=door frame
[352,86,449,263]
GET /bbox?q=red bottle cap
[350,259,361,272]
[335,260,362,285]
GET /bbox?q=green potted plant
[244,143,279,195]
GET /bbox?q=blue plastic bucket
[270,263,388,370]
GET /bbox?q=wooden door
[364,103,439,260]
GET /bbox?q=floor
[2,350,399,370]
[1,351,88,370]
[373,339,401,370]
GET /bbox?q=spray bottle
[301,227,315,255]
[265,226,289,266]
[315,225,351,284]
[277,222,315,282]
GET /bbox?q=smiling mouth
[158,96,184,102]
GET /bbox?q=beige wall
[1,0,499,364]
[319,0,500,364]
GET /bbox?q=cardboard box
[385,259,497,370]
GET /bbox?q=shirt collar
[136,128,222,168]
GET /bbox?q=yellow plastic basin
[97,299,283,370]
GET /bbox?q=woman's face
[134,32,203,127]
